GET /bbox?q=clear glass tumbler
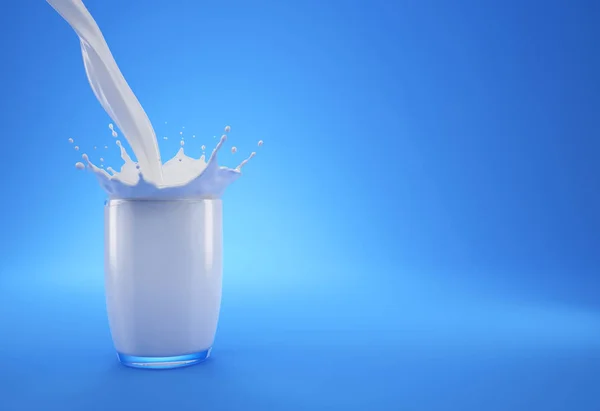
[104,198,223,369]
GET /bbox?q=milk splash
[48,0,259,200]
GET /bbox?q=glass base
[117,347,212,369]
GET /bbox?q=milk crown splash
[47,0,256,199]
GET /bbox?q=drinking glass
[104,198,223,369]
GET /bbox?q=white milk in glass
[47,0,259,369]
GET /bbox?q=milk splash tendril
[48,0,259,200]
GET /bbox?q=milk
[80,133,256,199]
[105,199,223,359]
[48,0,259,199]
[47,0,261,369]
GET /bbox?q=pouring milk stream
[47,0,258,199]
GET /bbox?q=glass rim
[105,197,222,205]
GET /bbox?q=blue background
[1,0,599,409]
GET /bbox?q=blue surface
[1,0,599,410]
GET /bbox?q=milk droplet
[258,140,264,147]
[74,146,80,151]
[68,138,74,143]
[108,123,114,130]
[100,158,104,162]
[94,146,97,150]
[179,131,183,135]
[201,145,206,150]
[231,146,237,154]
[224,125,231,133]
[104,145,108,149]
[112,131,118,137]
[75,162,85,170]
[180,140,185,146]
[163,136,168,140]
[192,135,196,138]
[182,126,185,129]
